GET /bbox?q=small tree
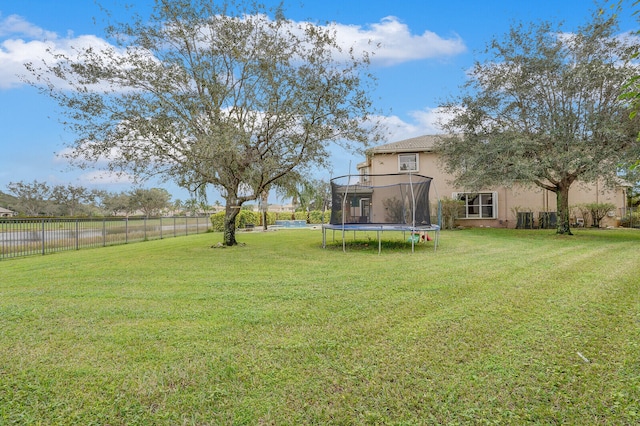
[572,203,592,226]
[276,176,331,224]
[585,202,616,227]
[184,198,201,217]
[172,199,184,215]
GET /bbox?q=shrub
[276,211,295,221]
[213,210,329,227]
[294,211,307,221]
[260,211,277,227]
[308,210,330,224]
[210,210,260,231]
[440,197,464,230]
[210,211,225,232]
[236,210,260,228]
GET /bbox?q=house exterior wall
[360,150,625,228]
[0,207,16,217]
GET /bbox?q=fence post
[75,219,79,250]
[41,219,45,256]
[160,217,163,239]
[125,218,129,244]
[144,217,147,241]
[103,218,106,247]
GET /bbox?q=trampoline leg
[377,230,381,254]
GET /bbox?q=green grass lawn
[1,228,639,424]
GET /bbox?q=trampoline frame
[322,223,440,254]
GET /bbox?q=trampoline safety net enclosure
[322,173,440,253]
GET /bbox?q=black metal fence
[0,216,211,260]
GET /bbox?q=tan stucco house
[357,135,627,228]
[0,207,16,217]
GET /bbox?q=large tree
[436,8,640,234]
[26,0,379,245]
[6,180,51,216]
[50,184,98,216]
[100,191,133,217]
[129,188,172,218]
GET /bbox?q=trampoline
[322,173,441,253]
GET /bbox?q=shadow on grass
[323,239,433,252]
[460,226,640,244]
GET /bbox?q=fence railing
[0,216,211,260]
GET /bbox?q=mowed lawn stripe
[1,228,639,424]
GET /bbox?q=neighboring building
[357,135,627,228]
[0,206,16,217]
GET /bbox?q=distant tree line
[2,179,331,219]
[1,180,205,217]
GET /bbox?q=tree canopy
[6,180,52,216]
[436,8,640,234]
[6,181,102,216]
[26,0,380,245]
[129,188,172,218]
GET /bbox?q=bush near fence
[209,210,331,232]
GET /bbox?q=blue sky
[0,0,637,203]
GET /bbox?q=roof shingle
[368,135,440,154]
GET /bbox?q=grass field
[1,228,639,424]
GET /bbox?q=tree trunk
[223,203,241,246]
[261,190,268,231]
[555,184,573,235]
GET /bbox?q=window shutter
[492,191,498,218]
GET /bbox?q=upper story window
[453,192,497,219]
[398,153,418,172]
[360,167,370,182]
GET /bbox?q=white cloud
[375,107,449,142]
[78,170,135,185]
[0,37,51,89]
[330,16,466,66]
[51,148,134,186]
[54,145,128,167]
[0,14,129,90]
[53,147,75,163]
[0,13,467,91]
[0,14,57,39]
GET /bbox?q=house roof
[367,134,440,154]
[0,206,14,214]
